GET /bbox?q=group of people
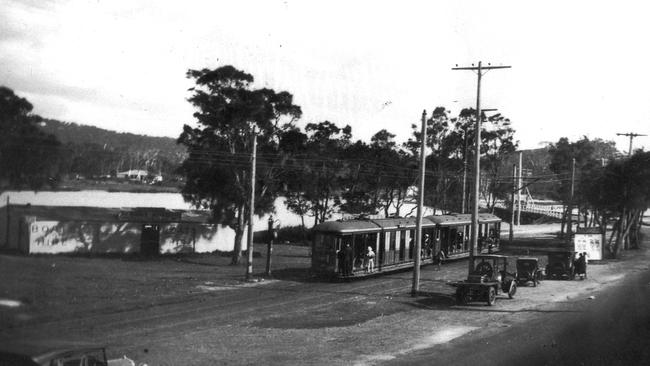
[337,244,376,275]
[574,252,588,279]
[338,240,448,275]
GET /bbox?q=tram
[311,213,502,278]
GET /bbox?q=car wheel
[487,287,496,306]
[508,281,517,298]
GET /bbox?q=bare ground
[0,224,647,365]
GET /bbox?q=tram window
[389,232,396,251]
[367,233,377,251]
[408,230,414,259]
[398,230,406,261]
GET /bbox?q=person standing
[434,249,446,271]
[366,246,375,273]
[343,243,354,276]
[576,252,586,280]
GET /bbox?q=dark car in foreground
[0,342,136,366]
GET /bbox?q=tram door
[141,224,160,255]
[440,227,450,255]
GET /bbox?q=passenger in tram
[337,246,345,274]
[365,246,375,273]
[343,242,354,276]
[423,234,433,258]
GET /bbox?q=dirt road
[1,228,648,365]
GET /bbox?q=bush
[253,225,312,246]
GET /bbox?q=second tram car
[311,213,501,278]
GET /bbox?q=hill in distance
[37,118,186,157]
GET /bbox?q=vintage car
[515,257,543,287]
[545,251,576,280]
[449,254,517,306]
[0,342,136,366]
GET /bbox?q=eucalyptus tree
[583,151,650,257]
[548,137,618,236]
[341,130,416,217]
[0,86,62,192]
[480,113,517,211]
[177,66,301,264]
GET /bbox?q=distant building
[116,169,149,181]
[0,205,245,255]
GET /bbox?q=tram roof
[426,213,501,226]
[313,213,501,234]
[313,216,437,234]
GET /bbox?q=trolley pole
[453,61,510,274]
[412,110,427,296]
[245,127,257,281]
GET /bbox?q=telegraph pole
[245,127,257,281]
[462,108,497,214]
[412,110,427,296]
[452,61,510,273]
[616,132,647,156]
[517,151,523,226]
[567,157,575,238]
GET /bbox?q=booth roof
[7,205,213,223]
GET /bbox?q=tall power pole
[412,110,427,295]
[452,61,510,272]
[616,132,647,156]
[246,127,257,281]
[517,151,523,226]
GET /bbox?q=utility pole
[517,151,523,226]
[452,61,511,273]
[616,132,647,156]
[567,157,575,238]
[266,216,275,276]
[245,127,257,281]
[461,124,468,214]
[462,108,497,214]
[510,164,516,243]
[412,110,427,296]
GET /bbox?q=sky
[1,0,649,152]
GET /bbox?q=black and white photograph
[1,1,650,365]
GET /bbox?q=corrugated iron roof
[7,205,212,223]
[313,213,501,234]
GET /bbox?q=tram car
[311,213,502,278]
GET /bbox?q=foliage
[340,130,417,217]
[0,86,63,191]
[283,121,350,226]
[582,151,650,257]
[177,66,301,264]
[405,106,517,214]
[547,136,619,235]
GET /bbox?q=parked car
[545,251,576,280]
[516,257,543,287]
[0,342,136,366]
[450,254,517,306]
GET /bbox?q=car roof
[474,254,509,259]
[0,341,105,365]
